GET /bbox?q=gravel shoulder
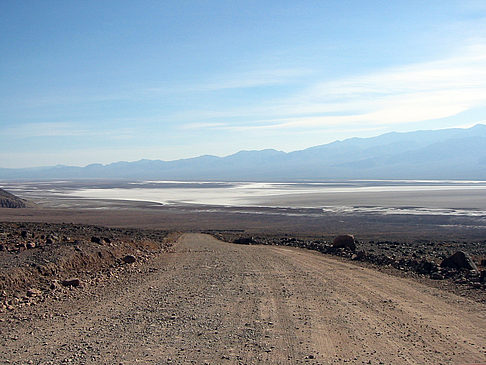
[1,233,485,364]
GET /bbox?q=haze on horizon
[1,0,486,168]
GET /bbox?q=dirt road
[1,234,485,364]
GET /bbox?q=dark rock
[234,237,255,245]
[430,272,444,280]
[332,234,356,251]
[351,250,366,260]
[122,255,136,264]
[440,251,478,271]
[417,260,439,275]
[480,271,486,283]
[91,236,102,244]
[61,278,81,287]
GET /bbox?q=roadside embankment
[0,222,180,312]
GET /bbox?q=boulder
[61,278,81,287]
[122,255,136,264]
[351,250,365,261]
[332,235,356,251]
[430,272,444,280]
[480,271,486,283]
[233,237,255,245]
[91,236,102,244]
[440,251,478,271]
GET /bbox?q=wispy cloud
[185,44,486,131]
[1,122,91,137]
[144,68,311,95]
[194,68,311,91]
[10,68,311,109]
[0,122,136,140]
[180,122,228,130]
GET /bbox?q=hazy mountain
[2,124,486,180]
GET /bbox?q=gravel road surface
[1,233,485,364]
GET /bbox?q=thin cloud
[145,68,311,95]
[1,122,91,137]
[181,122,228,130]
[196,44,486,131]
[1,122,136,140]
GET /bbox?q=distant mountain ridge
[2,124,486,180]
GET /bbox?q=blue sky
[1,0,486,168]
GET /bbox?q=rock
[332,234,356,251]
[26,242,36,249]
[440,251,478,271]
[26,288,42,297]
[480,270,486,283]
[355,250,366,260]
[91,236,102,244]
[430,272,444,280]
[417,260,439,275]
[234,237,255,245]
[122,255,136,264]
[61,278,81,287]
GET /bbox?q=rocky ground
[0,222,178,312]
[213,231,486,302]
[1,234,485,364]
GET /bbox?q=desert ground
[1,233,485,364]
[1,181,486,364]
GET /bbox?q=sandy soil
[2,233,485,364]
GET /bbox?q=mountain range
[2,124,486,180]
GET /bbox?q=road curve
[1,233,485,364]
